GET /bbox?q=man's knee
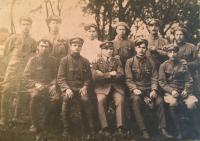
[184,95,198,109]
[164,94,178,106]
[97,94,106,104]
[131,95,142,104]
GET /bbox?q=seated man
[57,36,94,138]
[159,44,200,139]
[125,38,172,139]
[92,41,125,136]
[23,39,58,139]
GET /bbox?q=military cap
[115,22,130,30]
[173,26,187,35]
[19,16,32,24]
[147,18,160,25]
[100,41,114,49]
[134,38,148,47]
[69,36,84,45]
[84,23,97,31]
[46,15,62,24]
[164,44,179,52]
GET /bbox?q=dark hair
[37,39,53,52]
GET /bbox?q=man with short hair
[57,36,94,138]
[125,38,172,139]
[0,16,36,125]
[92,41,125,136]
[23,39,58,139]
[159,44,200,139]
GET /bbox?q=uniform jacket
[146,35,168,69]
[43,33,69,62]
[92,56,125,95]
[125,56,158,92]
[23,55,58,89]
[113,36,135,69]
[57,54,91,92]
[159,59,193,94]
[3,34,36,81]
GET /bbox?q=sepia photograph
[0,0,200,141]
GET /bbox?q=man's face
[101,48,113,58]
[174,30,184,44]
[37,41,51,56]
[70,43,82,54]
[49,20,60,33]
[135,43,147,58]
[148,24,159,35]
[86,27,97,40]
[116,26,126,37]
[167,50,177,61]
[20,21,31,34]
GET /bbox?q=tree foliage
[83,0,200,41]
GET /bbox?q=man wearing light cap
[159,44,200,139]
[0,16,37,125]
[125,38,172,139]
[57,36,94,138]
[146,18,168,70]
[113,22,135,69]
[81,23,102,63]
[43,15,69,62]
[92,41,125,136]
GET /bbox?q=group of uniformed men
[0,15,200,140]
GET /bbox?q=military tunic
[92,56,125,128]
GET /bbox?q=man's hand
[65,89,74,99]
[150,90,157,99]
[133,89,142,95]
[79,86,87,97]
[181,90,188,98]
[35,83,46,90]
[109,71,117,76]
[171,90,179,98]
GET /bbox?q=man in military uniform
[159,44,200,139]
[0,16,36,125]
[57,36,94,138]
[113,22,135,69]
[92,41,125,136]
[173,27,199,96]
[23,39,58,139]
[44,15,69,62]
[146,18,168,70]
[125,38,172,139]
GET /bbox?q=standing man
[57,36,94,138]
[125,38,172,139]
[146,18,168,70]
[159,44,200,139]
[173,27,199,96]
[44,15,69,62]
[23,39,58,139]
[0,16,36,125]
[113,22,135,69]
[92,41,125,136]
[81,23,102,63]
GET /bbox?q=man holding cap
[92,41,125,136]
[159,44,200,139]
[0,16,36,125]
[146,18,168,70]
[125,38,172,139]
[57,36,94,138]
